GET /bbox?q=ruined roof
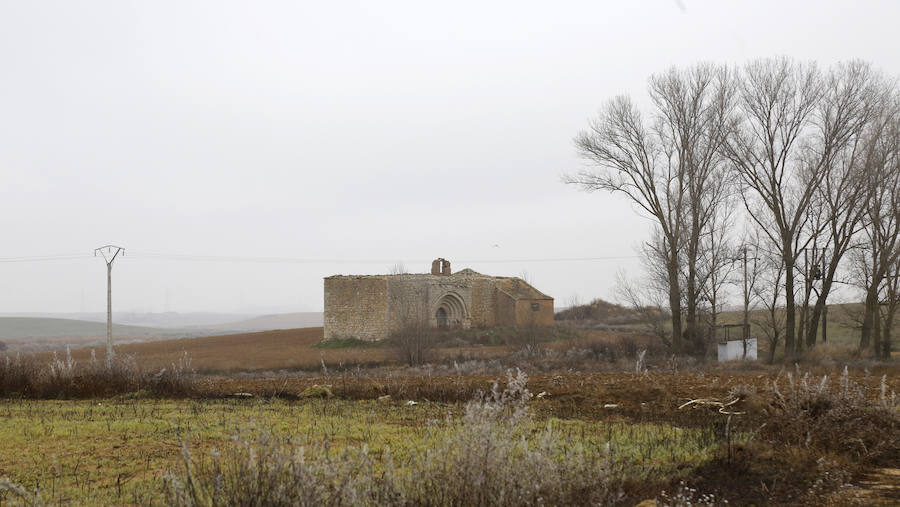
[495,278,553,300]
[324,271,553,301]
[325,267,486,279]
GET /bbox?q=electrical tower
[95,245,124,366]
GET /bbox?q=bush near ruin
[0,348,195,398]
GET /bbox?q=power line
[0,251,642,266]
[0,253,93,263]
[127,252,641,264]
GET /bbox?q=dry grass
[0,349,195,398]
[42,328,521,374]
[39,328,391,373]
[31,324,898,380]
[163,371,624,506]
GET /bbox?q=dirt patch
[855,468,900,505]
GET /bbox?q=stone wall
[324,269,554,341]
[323,276,388,340]
[513,299,554,327]
[386,276,431,332]
[496,290,517,327]
[469,278,498,327]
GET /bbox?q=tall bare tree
[722,58,830,356]
[697,201,738,353]
[650,65,735,352]
[880,257,900,358]
[853,93,900,356]
[569,93,686,348]
[569,64,733,352]
[801,62,891,348]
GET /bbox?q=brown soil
[49,327,521,373]
[46,328,390,372]
[855,468,900,505]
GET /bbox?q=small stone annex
[323,258,554,341]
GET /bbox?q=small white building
[717,338,757,362]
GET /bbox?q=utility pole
[741,246,759,359]
[95,245,124,366]
[820,251,827,343]
[743,247,749,358]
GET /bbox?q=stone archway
[433,292,468,329]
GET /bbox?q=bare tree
[387,279,434,366]
[569,64,734,352]
[801,62,892,348]
[725,58,896,357]
[651,66,736,351]
[615,270,672,348]
[722,58,832,357]
[880,258,900,358]
[391,304,434,366]
[697,202,738,355]
[736,235,764,358]
[751,252,787,364]
[852,93,900,356]
[389,262,408,275]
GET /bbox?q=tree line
[568,57,900,361]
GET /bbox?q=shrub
[388,320,438,366]
[164,370,623,506]
[148,351,197,397]
[0,349,196,398]
[0,354,35,396]
[761,366,900,465]
[299,384,333,398]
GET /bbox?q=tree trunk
[767,334,778,364]
[685,215,701,353]
[668,257,683,351]
[860,285,879,351]
[806,279,833,348]
[767,307,779,364]
[880,307,894,360]
[783,256,796,357]
[686,263,698,351]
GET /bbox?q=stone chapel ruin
[323,258,554,341]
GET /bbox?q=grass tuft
[164,370,624,506]
[0,349,196,398]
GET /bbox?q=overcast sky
[2,0,899,314]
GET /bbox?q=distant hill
[0,312,258,328]
[195,312,324,333]
[0,312,324,353]
[0,317,202,353]
[0,317,170,340]
[555,298,654,325]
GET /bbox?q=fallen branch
[678,397,745,415]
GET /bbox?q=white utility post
[95,245,124,366]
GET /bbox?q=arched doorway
[436,307,448,328]
[433,293,468,329]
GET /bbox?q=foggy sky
[2,1,899,314]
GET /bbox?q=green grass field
[0,396,725,505]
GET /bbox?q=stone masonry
[324,259,554,341]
